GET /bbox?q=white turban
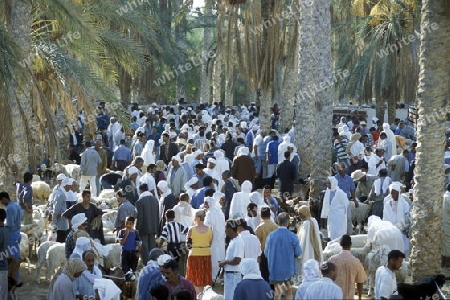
[128,166,139,176]
[205,196,220,209]
[157,254,172,266]
[61,177,72,188]
[239,258,262,280]
[184,177,198,191]
[172,155,182,163]
[239,147,249,156]
[389,182,403,193]
[157,180,168,191]
[72,237,91,258]
[302,259,321,283]
[214,150,224,160]
[252,124,259,131]
[207,158,216,164]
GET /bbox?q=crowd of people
[0,100,449,300]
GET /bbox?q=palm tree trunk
[409,0,450,283]
[4,0,33,192]
[212,56,222,104]
[225,71,234,107]
[174,0,187,100]
[296,0,333,199]
[259,90,272,131]
[200,0,213,104]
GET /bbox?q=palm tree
[200,0,214,104]
[409,0,450,283]
[0,0,154,188]
[333,0,420,122]
[295,0,334,198]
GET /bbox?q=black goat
[397,274,446,300]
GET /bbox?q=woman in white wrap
[297,205,322,273]
[204,196,226,281]
[141,139,155,167]
[382,123,397,161]
[321,177,349,240]
[213,150,230,191]
[229,180,252,218]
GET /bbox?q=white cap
[207,158,216,164]
[61,177,72,187]
[57,173,66,181]
[128,166,139,176]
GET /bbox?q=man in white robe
[382,123,397,161]
[383,182,411,255]
[321,176,349,240]
[277,135,291,164]
[303,262,343,300]
[297,205,322,274]
[229,180,252,219]
[166,155,188,198]
[213,150,230,191]
[204,196,226,281]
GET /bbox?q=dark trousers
[56,230,68,243]
[121,250,138,273]
[166,242,182,262]
[260,252,275,290]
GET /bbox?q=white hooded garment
[382,123,397,161]
[277,135,291,164]
[321,177,349,240]
[229,180,252,219]
[204,196,226,280]
[141,140,155,166]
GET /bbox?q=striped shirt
[159,221,188,244]
[334,138,348,163]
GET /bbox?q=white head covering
[239,147,249,156]
[213,191,225,203]
[157,254,173,266]
[157,180,169,192]
[205,196,221,209]
[172,155,182,163]
[61,177,72,188]
[57,173,66,181]
[389,181,402,193]
[239,258,262,280]
[128,166,139,176]
[250,192,265,206]
[241,180,253,193]
[214,150,224,160]
[207,158,216,164]
[72,237,91,258]
[252,125,259,131]
[142,140,155,166]
[184,177,198,191]
[302,259,321,283]
[71,213,87,230]
[327,176,338,191]
[283,135,291,143]
[93,279,121,300]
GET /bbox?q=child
[117,216,141,272]
[158,209,188,262]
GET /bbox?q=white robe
[383,196,410,253]
[442,191,450,256]
[229,181,252,219]
[297,218,323,273]
[321,185,349,240]
[303,277,343,300]
[204,206,226,280]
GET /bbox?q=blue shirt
[5,202,23,231]
[246,131,255,148]
[395,127,405,137]
[266,140,280,164]
[138,264,165,300]
[191,187,210,209]
[17,182,33,208]
[118,229,140,251]
[97,113,109,130]
[113,145,132,161]
[334,173,355,198]
[265,227,302,281]
[234,279,272,300]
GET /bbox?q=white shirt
[375,266,397,299]
[238,230,261,260]
[304,277,343,300]
[224,235,245,272]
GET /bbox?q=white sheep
[201,286,224,300]
[32,174,41,182]
[102,210,118,232]
[36,241,58,283]
[19,232,31,274]
[323,234,369,261]
[64,164,81,182]
[31,181,52,204]
[396,261,411,284]
[365,244,391,296]
[97,243,122,270]
[45,243,67,279]
[98,189,116,200]
[350,201,371,234]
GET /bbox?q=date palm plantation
[409,0,450,282]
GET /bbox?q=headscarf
[250,192,265,206]
[239,258,262,280]
[49,258,87,292]
[302,259,321,283]
[157,180,172,198]
[382,123,397,158]
[328,176,338,191]
[321,177,344,219]
[184,177,199,191]
[205,196,221,209]
[241,180,253,193]
[72,236,92,258]
[213,191,225,203]
[299,205,321,262]
[142,140,155,166]
[389,181,402,193]
[93,279,121,300]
